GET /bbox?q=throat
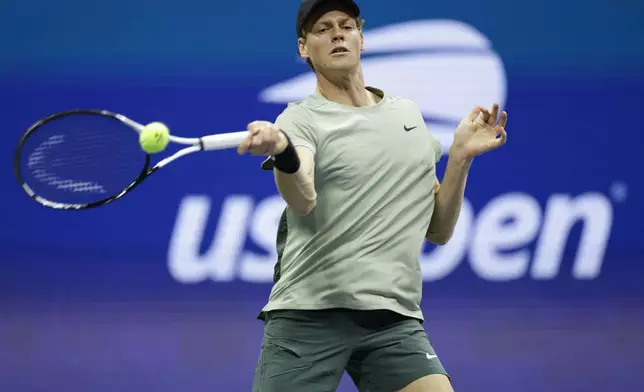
[316,68,380,107]
[316,79,381,107]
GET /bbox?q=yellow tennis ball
[139,122,170,154]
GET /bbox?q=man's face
[299,10,363,72]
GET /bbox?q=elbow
[426,230,453,246]
[290,198,317,216]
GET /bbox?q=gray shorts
[252,308,449,392]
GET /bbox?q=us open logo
[257,19,508,154]
[168,20,616,284]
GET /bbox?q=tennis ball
[139,122,170,154]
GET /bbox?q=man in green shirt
[237,1,508,390]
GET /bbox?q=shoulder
[382,92,443,159]
[277,100,307,118]
[369,86,422,114]
[273,98,321,149]
[387,94,422,112]
[381,94,426,124]
[276,99,320,125]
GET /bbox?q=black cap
[296,0,360,37]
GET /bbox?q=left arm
[425,154,472,245]
[425,104,508,245]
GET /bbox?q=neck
[315,67,378,107]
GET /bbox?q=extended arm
[237,120,317,217]
[274,145,317,216]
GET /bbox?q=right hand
[237,121,289,156]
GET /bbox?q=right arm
[237,120,317,216]
[273,145,317,216]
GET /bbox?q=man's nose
[331,26,345,42]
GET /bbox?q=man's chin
[322,58,359,72]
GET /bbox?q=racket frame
[14,109,249,210]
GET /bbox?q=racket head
[14,109,151,210]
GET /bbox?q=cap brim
[298,0,360,36]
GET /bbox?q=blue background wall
[1,1,643,391]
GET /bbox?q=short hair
[299,17,366,71]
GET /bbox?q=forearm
[274,146,317,216]
[426,152,473,244]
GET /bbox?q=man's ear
[298,37,309,61]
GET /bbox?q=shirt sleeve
[430,135,443,163]
[274,105,318,155]
[261,104,318,171]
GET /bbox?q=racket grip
[201,131,250,151]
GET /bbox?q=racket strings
[27,134,107,194]
[19,114,147,205]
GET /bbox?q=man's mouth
[331,47,349,55]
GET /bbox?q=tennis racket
[13,109,249,210]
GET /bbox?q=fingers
[469,103,505,128]
[494,126,507,147]
[487,103,499,126]
[499,127,507,145]
[475,107,491,126]
[237,135,252,155]
[467,106,483,122]
[238,121,283,156]
[249,124,268,154]
[498,111,508,129]
[237,122,260,154]
[493,111,508,147]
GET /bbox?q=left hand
[450,103,508,160]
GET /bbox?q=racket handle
[201,131,250,151]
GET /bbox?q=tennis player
[237,0,508,391]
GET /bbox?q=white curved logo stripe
[360,19,492,53]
